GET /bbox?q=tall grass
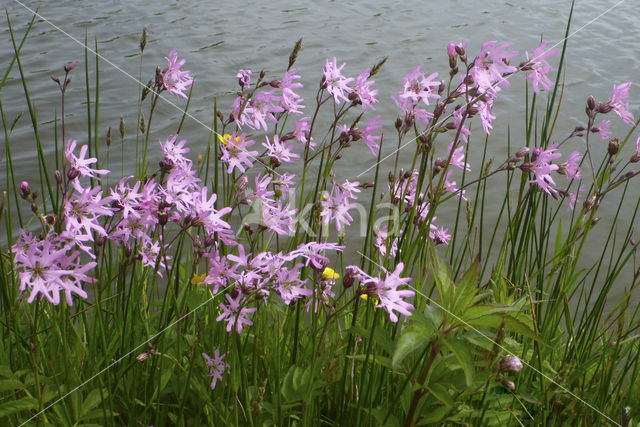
[1,3,639,426]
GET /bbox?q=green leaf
[0,397,38,418]
[429,245,454,310]
[441,339,474,387]
[0,379,24,394]
[426,382,455,408]
[451,258,480,315]
[81,388,107,418]
[392,320,435,370]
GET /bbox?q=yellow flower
[360,294,379,305]
[217,133,241,146]
[190,272,208,285]
[322,267,340,280]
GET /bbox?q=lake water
[2,0,639,303]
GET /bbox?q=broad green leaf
[392,320,435,370]
[81,388,108,418]
[426,382,455,408]
[429,245,454,310]
[0,379,24,394]
[451,258,480,315]
[465,313,541,343]
[441,339,474,387]
[0,397,38,418]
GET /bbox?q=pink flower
[527,145,561,195]
[563,151,582,181]
[598,119,612,140]
[362,115,382,156]
[293,117,315,149]
[352,68,378,110]
[65,139,109,183]
[202,350,230,390]
[471,40,518,95]
[607,82,634,125]
[361,262,415,323]
[162,49,193,98]
[236,69,251,88]
[64,183,113,254]
[444,170,467,201]
[374,226,398,258]
[160,135,191,170]
[12,231,94,306]
[429,225,451,245]
[275,263,312,305]
[219,132,259,174]
[521,41,559,93]
[280,68,304,113]
[216,292,257,334]
[320,183,359,232]
[447,143,470,172]
[323,57,354,104]
[263,134,299,164]
[233,90,283,131]
[399,64,440,106]
[568,184,584,212]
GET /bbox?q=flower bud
[20,181,30,198]
[158,212,168,226]
[395,117,403,130]
[124,245,132,257]
[343,267,356,289]
[106,127,112,147]
[515,147,530,158]
[67,167,80,180]
[608,138,620,156]
[631,153,640,163]
[51,75,60,85]
[136,352,149,362]
[500,378,516,392]
[586,95,596,111]
[499,356,523,373]
[55,170,63,185]
[64,60,77,73]
[597,103,613,114]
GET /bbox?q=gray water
[2,0,640,302]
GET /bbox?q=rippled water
[2,0,639,299]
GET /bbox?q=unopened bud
[395,117,403,130]
[608,138,620,156]
[64,60,77,73]
[597,103,613,114]
[499,356,523,373]
[158,212,168,226]
[106,127,112,147]
[67,167,80,180]
[583,196,596,211]
[500,378,516,392]
[586,95,596,111]
[55,170,63,185]
[217,110,224,121]
[20,181,30,198]
[631,153,640,163]
[136,352,149,362]
[515,147,530,158]
[343,267,356,289]
[51,75,60,85]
